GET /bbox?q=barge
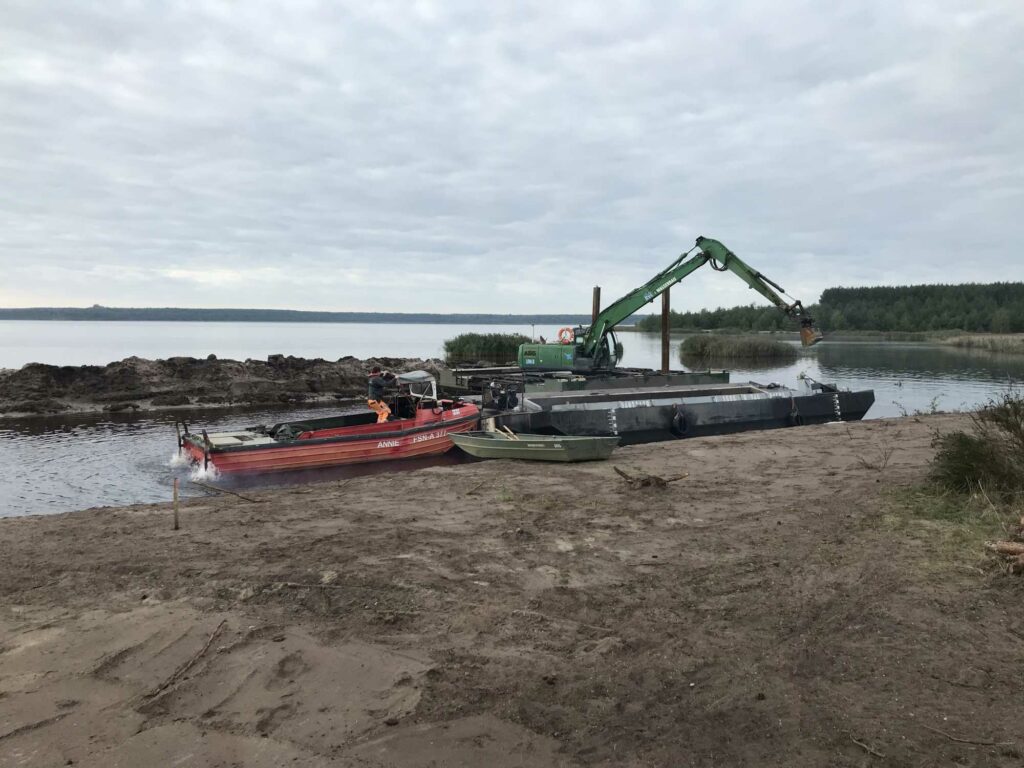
[438,365,730,397]
[487,379,874,445]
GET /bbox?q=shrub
[679,335,798,363]
[443,333,530,364]
[930,392,1024,497]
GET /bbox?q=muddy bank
[0,354,443,418]
[1,414,1022,766]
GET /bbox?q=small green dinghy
[450,430,620,462]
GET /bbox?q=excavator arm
[688,236,822,347]
[517,235,821,373]
[580,236,821,359]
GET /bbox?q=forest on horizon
[636,282,1024,334]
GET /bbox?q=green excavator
[517,236,823,372]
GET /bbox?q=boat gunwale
[452,432,620,444]
[184,409,480,454]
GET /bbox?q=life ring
[557,327,575,344]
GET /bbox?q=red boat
[178,371,479,474]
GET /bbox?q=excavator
[517,236,823,372]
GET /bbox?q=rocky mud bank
[0,355,442,418]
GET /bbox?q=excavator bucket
[800,323,823,347]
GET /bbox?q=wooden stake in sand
[173,477,180,531]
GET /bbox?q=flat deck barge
[486,380,874,445]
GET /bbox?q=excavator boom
[517,236,822,372]
[691,236,822,348]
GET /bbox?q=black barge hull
[490,383,875,446]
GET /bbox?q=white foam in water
[168,450,189,468]
[189,462,221,482]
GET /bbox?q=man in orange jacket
[367,366,396,423]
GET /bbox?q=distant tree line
[636,282,1024,333]
[0,306,595,325]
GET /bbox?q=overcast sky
[2,1,1022,315]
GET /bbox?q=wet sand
[1,414,1022,766]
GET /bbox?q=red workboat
[178,371,479,474]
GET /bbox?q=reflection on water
[2,336,1022,518]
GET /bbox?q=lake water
[2,321,1022,517]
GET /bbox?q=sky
[1,1,1023,315]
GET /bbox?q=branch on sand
[190,480,260,503]
[613,466,688,490]
[850,735,885,758]
[921,723,1016,747]
[143,619,227,701]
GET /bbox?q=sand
[1,414,1022,766]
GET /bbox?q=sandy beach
[1,414,1021,767]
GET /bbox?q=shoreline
[2,414,1021,765]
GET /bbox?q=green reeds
[679,335,798,363]
[443,333,530,364]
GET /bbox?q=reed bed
[443,333,530,364]
[944,334,1024,355]
[679,335,798,363]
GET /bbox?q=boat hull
[490,384,875,446]
[450,432,620,462]
[183,405,480,474]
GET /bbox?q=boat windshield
[396,370,437,402]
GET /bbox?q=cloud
[1,0,1022,314]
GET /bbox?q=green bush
[930,392,1024,497]
[679,335,798,363]
[443,333,530,364]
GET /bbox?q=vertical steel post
[592,286,601,325]
[661,288,670,373]
[173,477,180,531]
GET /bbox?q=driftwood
[613,466,688,490]
[987,541,1024,557]
[985,540,1024,575]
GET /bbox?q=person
[367,366,397,423]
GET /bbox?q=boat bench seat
[205,432,278,448]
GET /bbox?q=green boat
[450,431,620,462]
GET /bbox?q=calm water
[1,321,1022,517]
[0,320,571,368]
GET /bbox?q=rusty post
[661,288,670,373]
[592,286,601,325]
